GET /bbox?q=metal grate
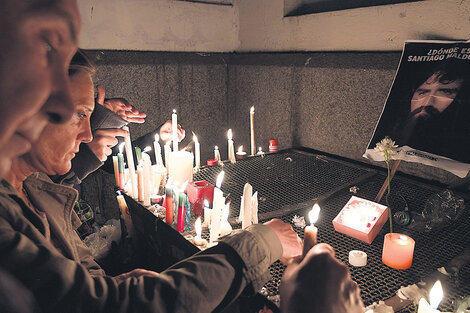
[191,149,470,312]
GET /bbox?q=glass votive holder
[382,233,415,270]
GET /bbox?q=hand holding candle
[303,203,321,258]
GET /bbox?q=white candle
[164,141,171,175]
[220,202,232,236]
[193,217,207,246]
[112,156,119,187]
[137,161,144,202]
[193,132,200,172]
[418,281,443,313]
[236,145,247,159]
[169,150,194,186]
[242,182,253,229]
[203,199,211,227]
[142,147,152,206]
[257,146,265,156]
[172,109,178,152]
[123,126,138,199]
[210,171,225,244]
[214,146,221,164]
[250,106,255,156]
[153,133,164,166]
[251,191,258,224]
[303,203,320,257]
[227,129,236,163]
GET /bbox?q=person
[390,61,470,162]
[0,0,80,178]
[280,243,364,313]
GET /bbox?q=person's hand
[96,85,146,123]
[88,128,129,161]
[279,243,364,313]
[159,120,185,143]
[264,218,303,265]
[113,268,159,285]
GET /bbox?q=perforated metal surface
[193,149,470,312]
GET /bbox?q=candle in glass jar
[382,233,415,270]
[303,203,320,257]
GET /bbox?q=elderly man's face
[0,0,80,178]
[410,73,463,118]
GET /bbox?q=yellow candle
[303,203,320,257]
[382,233,415,269]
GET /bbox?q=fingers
[96,85,105,105]
[95,128,129,138]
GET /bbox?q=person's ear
[96,85,106,105]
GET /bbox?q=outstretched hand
[159,120,185,144]
[96,85,146,124]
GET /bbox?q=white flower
[374,137,398,161]
[292,215,306,228]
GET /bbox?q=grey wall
[88,50,467,186]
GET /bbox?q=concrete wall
[78,0,470,52]
[88,50,466,186]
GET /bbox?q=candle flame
[238,145,244,153]
[227,129,232,140]
[143,146,152,153]
[173,109,176,114]
[204,199,209,208]
[429,280,443,309]
[258,147,262,152]
[195,217,202,238]
[192,132,198,143]
[215,145,219,150]
[216,171,225,189]
[309,203,321,225]
[154,133,159,142]
[119,142,125,154]
[250,106,254,113]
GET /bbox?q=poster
[364,39,470,178]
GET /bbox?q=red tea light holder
[332,196,389,244]
[187,180,215,216]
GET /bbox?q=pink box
[186,181,215,205]
[332,196,389,244]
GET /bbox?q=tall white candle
[172,109,178,152]
[153,133,164,166]
[303,204,320,257]
[210,171,225,244]
[242,183,253,229]
[164,141,171,175]
[169,150,194,186]
[220,202,232,236]
[123,126,138,199]
[214,146,221,164]
[142,147,152,206]
[137,161,144,202]
[193,132,200,172]
[227,129,236,163]
[250,106,255,156]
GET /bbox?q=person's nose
[79,122,93,144]
[42,65,75,125]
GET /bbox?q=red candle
[382,233,415,269]
[177,193,186,232]
[163,186,173,224]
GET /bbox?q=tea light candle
[193,217,207,246]
[250,106,255,156]
[172,109,178,152]
[382,233,415,270]
[236,145,247,160]
[303,203,320,257]
[227,129,236,163]
[418,281,443,313]
[349,250,367,267]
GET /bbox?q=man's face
[410,73,463,118]
[0,0,81,178]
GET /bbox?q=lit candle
[203,199,211,227]
[303,203,320,257]
[382,233,415,270]
[142,146,152,206]
[117,142,125,189]
[236,145,247,160]
[116,191,135,239]
[193,217,208,246]
[418,281,443,313]
[210,171,225,244]
[250,106,255,156]
[172,109,178,152]
[193,132,200,172]
[214,146,222,164]
[153,133,164,166]
[169,150,194,185]
[227,129,236,163]
[257,146,265,156]
[113,156,119,187]
[123,126,137,199]
[220,202,232,236]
